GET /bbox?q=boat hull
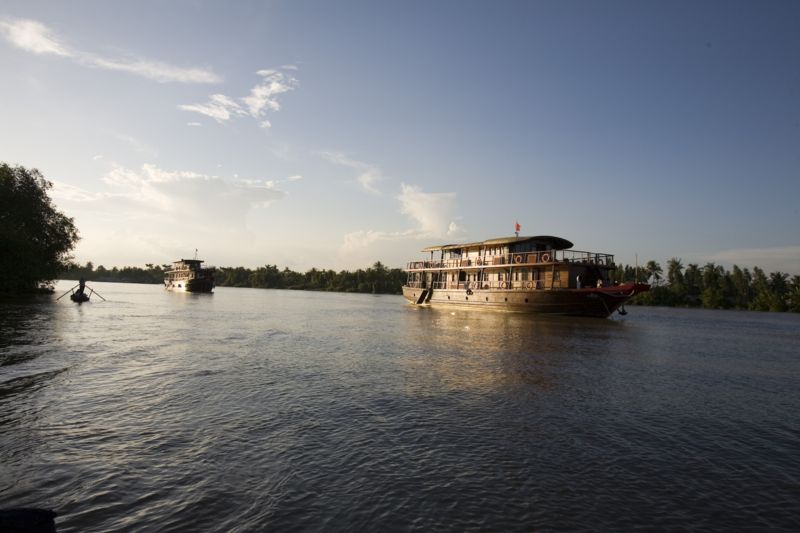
[164,278,214,293]
[402,283,648,318]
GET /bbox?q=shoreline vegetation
[61,259,800,312]
[62,262,407,295]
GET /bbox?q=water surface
[2,281,799,531]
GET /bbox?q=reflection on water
[398,306,630,394]
[1,281,799,531]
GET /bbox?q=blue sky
[1,1,798,273]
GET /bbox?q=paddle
[56,283,80,300]
[88,287,106,301]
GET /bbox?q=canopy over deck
[421,235,574,253]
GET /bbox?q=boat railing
[407,280,564,290]
[406,250,613,270]
[558,250,614,266]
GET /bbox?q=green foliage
[63,260,407,295]
[1,163,79,292]
[623,259,797,312]
[645,260,663,286]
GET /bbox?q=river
[1,281,799,531]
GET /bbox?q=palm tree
[666,258,683,286]
[645,260,663,286]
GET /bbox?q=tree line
[613,259,800,312]
[61,258,800,311]
[61,261,407,294]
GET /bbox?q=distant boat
[57,277,106,304]
[164,258,215,293]
[70,292,90,303]
[403,235,649,317]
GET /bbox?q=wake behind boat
[403,234,649,318]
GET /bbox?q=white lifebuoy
[541,253,551,262]
[526,281,532,289]
[514,255,522,264]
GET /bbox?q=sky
[1,0,798,274]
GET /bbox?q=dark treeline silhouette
[1,163,79,293]
[62,261,407,294]
[613,259,800,312]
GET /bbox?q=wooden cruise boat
[403,235,649,317]
[164,258,215,293]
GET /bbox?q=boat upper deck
[407,249,614,271]
[406,235,614,272]
[166,259,215,275]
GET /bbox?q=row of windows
[451,270,559,282]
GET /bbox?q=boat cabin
[164,259,214,283]
[406,235,615,291]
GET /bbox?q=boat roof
[421,235,574,252]
[175,259,204,264]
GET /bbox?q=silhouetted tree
[645,260,663,286]
[1,163,79,292]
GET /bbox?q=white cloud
[0,18,71,56]
[86,55,220,83]
[338,183,463,256]
[51,165,304,266]
[186,122,202,127]
[51,181,108,203]
[397,183,462,238]
[0,17,220,83]
[321,151,383,194]
[178,94,246,122]
[92,155,103,161]
[53,163,290,221]
[705,246,800,275]
[180,68,298,126]
[103,163,285,210]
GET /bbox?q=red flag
[515,221,521,232]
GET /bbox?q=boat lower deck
[402,283,646,317]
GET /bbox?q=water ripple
[0,284,799,530]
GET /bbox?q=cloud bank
[53,163,292,225]
[340,183,463,253]
[51,164,302,266]
[0,17,220,83]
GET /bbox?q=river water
[1,281,799,531]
